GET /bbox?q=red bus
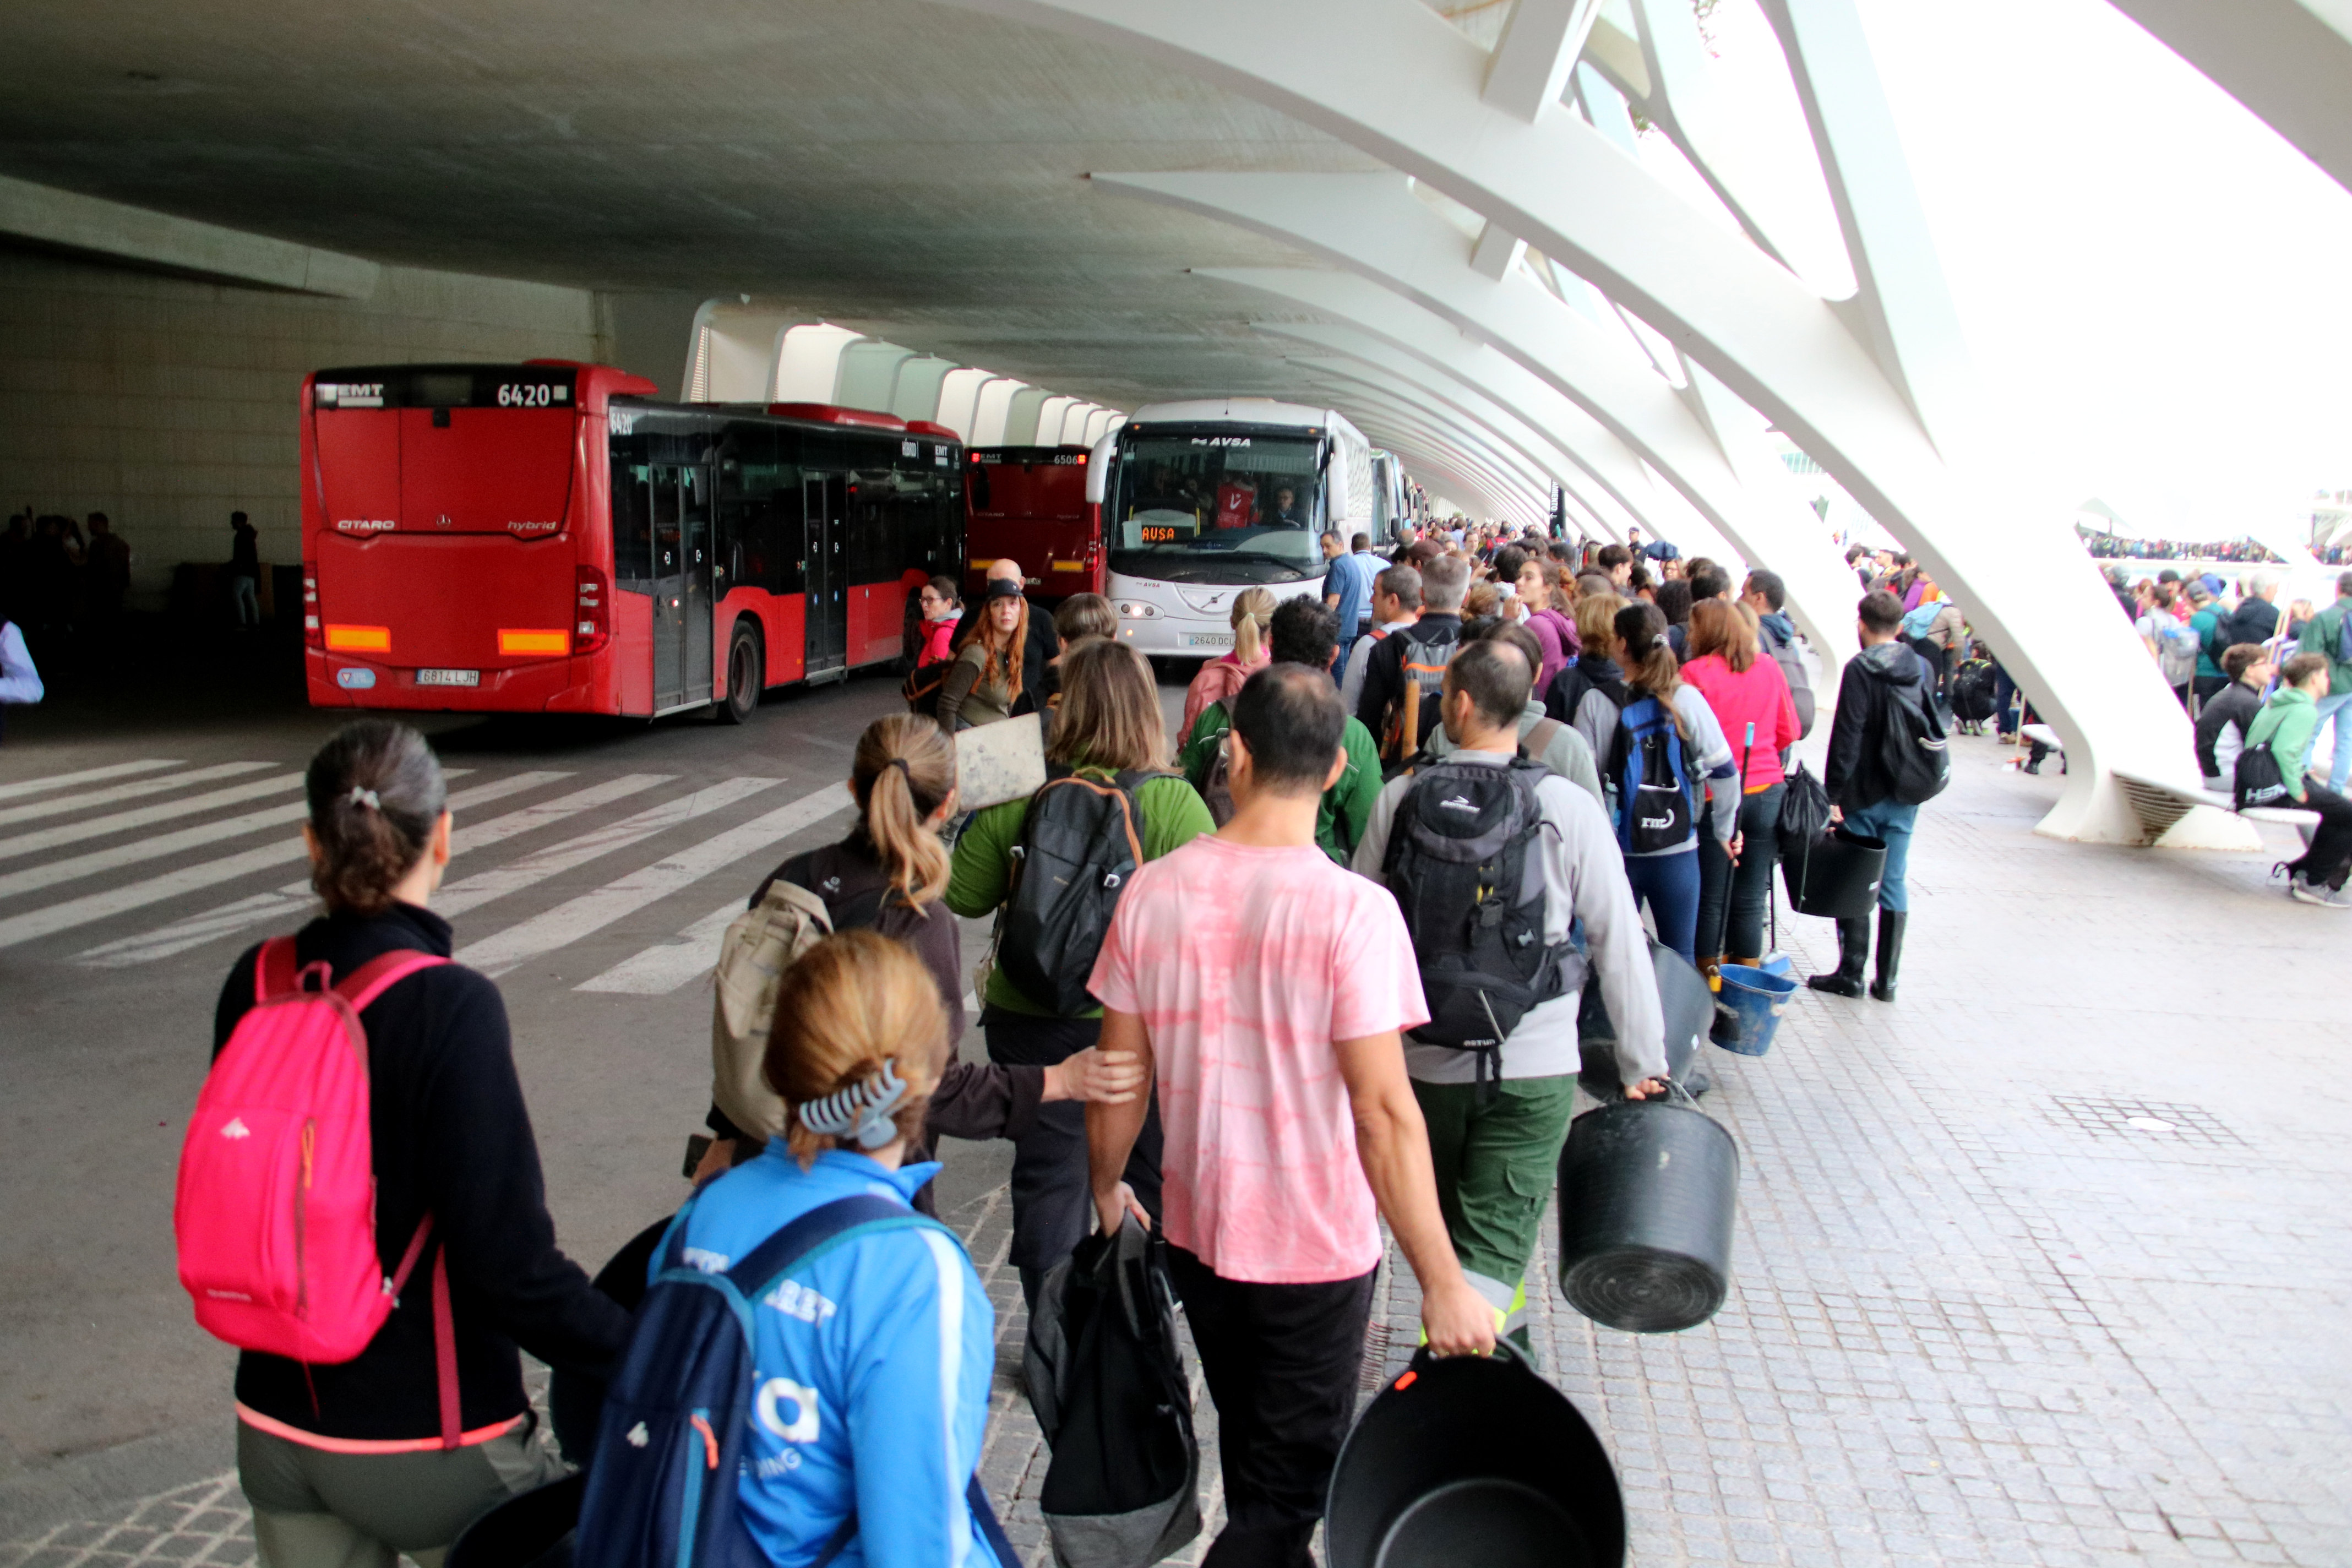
[301,362,963,720]
[962,445,1101,600]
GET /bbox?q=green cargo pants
[1412,1075,1579,1349]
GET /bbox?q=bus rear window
[314,366,577,410]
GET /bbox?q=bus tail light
[498,628,570,656]
[323,624,391,653]
[302,562,322,649]
[574,565,610,654]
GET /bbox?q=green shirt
[2246,686,2318,801]
[2299,597,2352,695]
[944,769,1215,1016]
[1178,701,1383,865]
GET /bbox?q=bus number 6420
[497,383,556,407]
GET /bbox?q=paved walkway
[4,733,2344,1567]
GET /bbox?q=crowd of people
[2079,531,2290,563]
[184,505,2012,1568]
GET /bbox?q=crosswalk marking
[0,770,486,954]
[434,776,783,924]
[573,899,743,995]
[460,782,854,978]
[0,767,473,904]
[70,771,609,970]
[0,759,182,803]
[0,761,274,829]
[0,771,303,861]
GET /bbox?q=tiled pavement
[5,737,2346,1567]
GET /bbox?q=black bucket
[1778,826,1886,919]
[1327,1344,1624,1568]
[446,1472,584,1568]
[1558,1097,1739,1333]
[548,1213,672,1464]
[1576,939,1712,1100]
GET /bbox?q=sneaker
[2289,878,2352,908]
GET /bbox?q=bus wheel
[719,623,763,725]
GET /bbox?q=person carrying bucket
[1353,638,1668,1353]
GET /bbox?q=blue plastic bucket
[1711,963,1797,1057]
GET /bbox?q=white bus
[1088,398,1375,659]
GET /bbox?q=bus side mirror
[1324,455,1350,526]
[1085,432,1117,505]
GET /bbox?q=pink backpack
[176,937,464,1442]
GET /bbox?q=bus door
[650,464,716,710]
[803,472,849,678]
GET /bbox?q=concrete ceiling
[0,0,1428,420]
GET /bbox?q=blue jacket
[663,1148,999,1568]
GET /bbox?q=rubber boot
[1869,910,1907,1002]
[1806,918,1869,998]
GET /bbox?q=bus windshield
[1109,431,1323,584]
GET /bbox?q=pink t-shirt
[1088,836,1428,1284]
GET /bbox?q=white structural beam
[1243,295,1733,560]
[834,340,917,411]
[954,0,2192,840]
[1280,339,1578,501]
[0,173,380,300]
[1484,0,1604,122]
[889,356,959,421]
[688,302,819,403]
[1267,328,1700,556]
[1303,382,1542,518]
[776,324,867,402]
[1173,227,1857,667]
[2106,1,2352,198]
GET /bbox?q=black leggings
[2291,783,2352,891]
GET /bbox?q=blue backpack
[1607,695,1695,855]
[573,1193,1015,1568]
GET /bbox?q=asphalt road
[0,637,1093,1509]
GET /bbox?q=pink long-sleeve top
[1680,652,1802,790]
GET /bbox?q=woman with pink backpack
[183,720,627,1568]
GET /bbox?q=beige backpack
[709,880,839,1140]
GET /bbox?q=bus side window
[611,461,654,587]
[849,469,898,584]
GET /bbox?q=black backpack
[2234,739,2291,810]
[1605,695,1696,855]
[1024,1217,1201,1567]
[998,766,1162,1016]
[1877,675,1951,805]
[1380,758,1572,1089]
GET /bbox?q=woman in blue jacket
[669,930,1003,1567]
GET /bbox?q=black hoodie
[213,904,629,1441]
[1823,639,1934,810]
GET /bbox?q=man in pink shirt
[1087,662,1495,1568]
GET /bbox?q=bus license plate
[1182,633,1233,650]
[416,668,480,687]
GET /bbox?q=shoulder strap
[255,935,300,1003]
[1520,717,1565,761]
[723,1193,927,1294]
[334,949,450,1012]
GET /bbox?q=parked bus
[963,444,1100,599]
[301,362,961,720]
[1093,399,1374,658]
[1369,449,1410,544]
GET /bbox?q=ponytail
[852,713,955,910]
[304,720,447,914]
[1231,586,1276,666]
[1611,601,1689,739]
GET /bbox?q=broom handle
[1711,722,1753,984]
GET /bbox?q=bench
[2111,767,2320,847]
